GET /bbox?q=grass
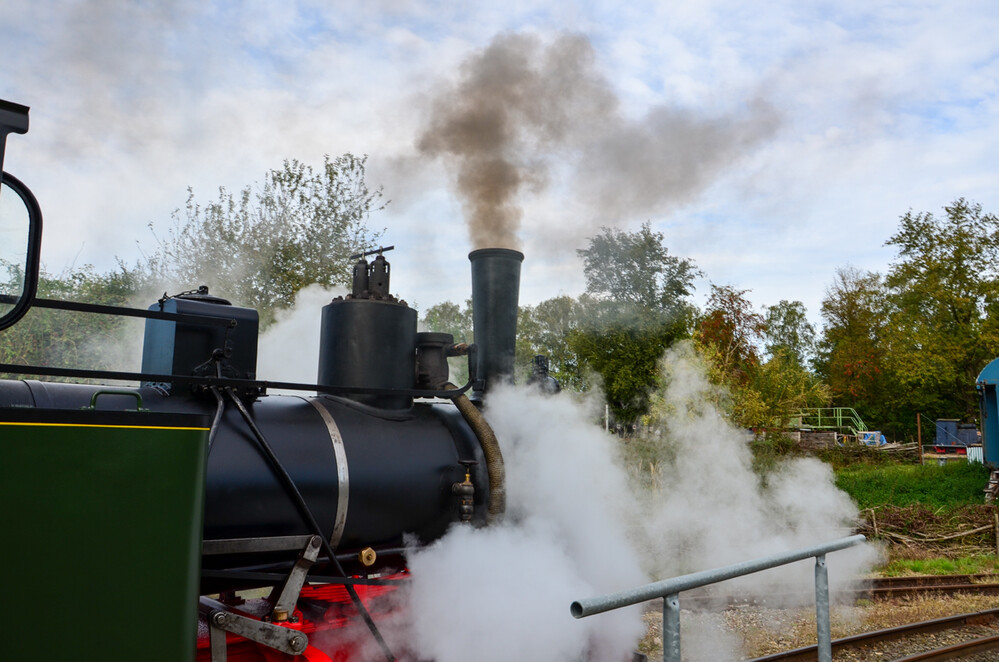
[834,460,990,510]
[834,457,997,576]
[879,555,999,576]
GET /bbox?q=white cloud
[0,0,996,326]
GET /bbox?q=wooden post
[871,509,879,538]
[917,413,924,465]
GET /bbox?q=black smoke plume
[418,32,779,250]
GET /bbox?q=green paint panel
[0,407,209,662]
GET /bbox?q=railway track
[892,634,999,660]
[865,574,999,600]
[681,574,999,609]
[641,575,999,659]
[744,606,999,661]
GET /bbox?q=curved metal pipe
[446,382,505,521]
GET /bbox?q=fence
[793,408,869,437]
[571,534,866,662]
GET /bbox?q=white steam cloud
[256,284,345,384]
[406,386,648,662]
[636,343,876,587]
[394,343,876,661]
[253,291,875,661]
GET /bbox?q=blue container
[934,419,960,447]
[957,424,978,446]
[979,356,999,468]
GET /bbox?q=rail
[570,534,866,662]
[793,407,868,437]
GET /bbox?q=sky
[2,0,998,324]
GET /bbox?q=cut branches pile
[858,504,999,556]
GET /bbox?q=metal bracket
[202,534,315,556]
[200,597,308,661]
[268,534,322,620]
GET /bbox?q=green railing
[792,407,869,437]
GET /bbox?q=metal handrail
[571,534,866,662]
[793,407,869,437]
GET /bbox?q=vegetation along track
[745,608,999,661]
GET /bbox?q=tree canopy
[1,155,385,373]
[7,163,995,447]
[883,199,999,428]
[576,221,700,323]
[693,285,828,430]
[814,266,891,427]
[519,295,588,391]
[570,223,699,423]
[150,154,384,326]
[763,300,816,366]
[419,299,474,385]
[815,199,999,437]
[696,284,764,387]
[0,263,149,375]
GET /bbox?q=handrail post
[571,535,865,661]
[814,554,831,662]
[663,593,681,662]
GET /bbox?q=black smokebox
[469,248,523,401]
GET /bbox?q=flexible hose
[224,388,396,662]
[206,363,227,455]
[207,384,225,455]
[445,382,505,521]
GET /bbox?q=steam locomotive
[0,99,523,661]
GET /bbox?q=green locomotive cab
[0,403,210,661]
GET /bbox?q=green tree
[0,263,150,376]
[763,300,816,366]
[420,300,473,343]
[571,224,699,424]
[514,304,540,384]
[151,154,384,327]
[696,286,829,431]
[570,310,689,422]
[744,348,831,430]
[814,266,892,432]
[515,295,588,391]
[419,299,474,385]
[882,198,999,430]
[576,221,699,322]
[696,284,764,387]
[694,285,763,424]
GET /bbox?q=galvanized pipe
[663,594,681,662]
[815,554,831,662]
[571,534,865,662]
[570,534,864,618]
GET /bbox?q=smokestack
[469,248,523,401]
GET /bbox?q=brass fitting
[358,547,377,567]
[452,460,477,523]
